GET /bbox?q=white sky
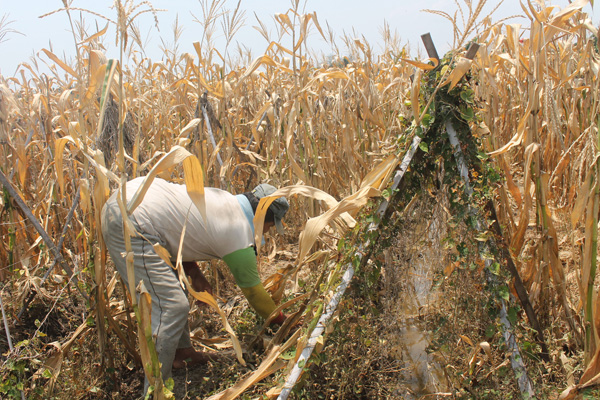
[0,0,596,77]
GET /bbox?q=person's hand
[269,313,304,344]
[182,261,214,306]
[270,311,287,326]
[190,271,213,295]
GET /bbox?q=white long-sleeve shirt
[104,177,254,261]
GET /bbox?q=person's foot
[172,347,220,369]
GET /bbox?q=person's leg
[172,323,221,368]
[171,306,222,368]
[134,238,190,380]
[102,206,189,388]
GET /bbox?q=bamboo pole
[277,127,425,400]
[428,33,535,395]
[446,122,536,398]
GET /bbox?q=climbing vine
[289,51,527,398]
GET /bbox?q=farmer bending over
[101,177,289,389]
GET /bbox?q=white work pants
[101,202,192,393]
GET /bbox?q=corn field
[1,0,600,398]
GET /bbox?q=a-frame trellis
[276,34,547,400]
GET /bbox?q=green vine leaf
[498,285,510,302]
[460,89,474,104]
[280,349,297,360]
[460,107,475,121]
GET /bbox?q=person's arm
[223,247,286,325]
[182,261,213,295]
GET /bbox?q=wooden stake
[421,33,440,63]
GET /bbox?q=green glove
[240,284,277,319]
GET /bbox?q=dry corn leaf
[304,69,356,92]
[179,118,202,138]
[152,243,175,268]
[283,103,309,184]
[80,178,91,215]
[78,22,109,45]
[294,14,310,52]
[297,186,380,264]
[253,185,357,255]
[509,143,538,254]
[444,261,459,277]
[40,48,77,77]
[489,84,537,156]
[181,274,245,365]
[84,62,106,103]
[263,265,294,300]
[581,180,598,303]
[525,1,546,24]
[127,146,204,218]
[460,335,474,346]
[137,281,155,382]
[400,58,439,70]
[275,12,293,31]
[499,155,522,207]
[264,40,294,57]
[467,342,491,375]
[467,343,482,375]
[560,360,600,399]
[506,24,522,54]
[206,349,286,400]
[559,385,578,400]
[36,321,90,392]
[183,155,207,222]
[359,154,399,191]
[549,0,589,26]
[441,57,473,90]
[93,181,109,257]
[115,184,138,240]
[250,102,273,144]
[137,281,172,400]
[90,148,117,192]
[307,12,326,42]
[14,136,28,188]
[571,170,592,227]
[206,329,302,400]
[96,59,119,139]
[236,55,292,89]
[55,136,80,194]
